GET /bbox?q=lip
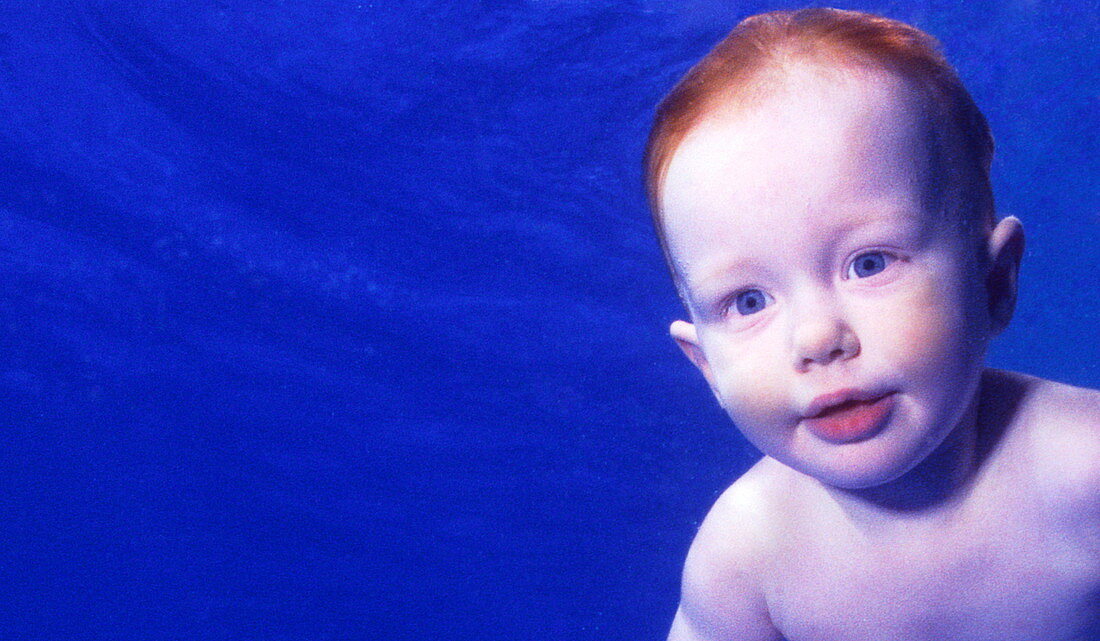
[802,389,896,444]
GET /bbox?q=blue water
[0,1,1095,639]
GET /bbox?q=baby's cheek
[709,341,788,425]
[874,273,975,373]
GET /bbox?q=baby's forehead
[702,61,916,123]
[659,66,954,295]
[663,71,938,215]
[680,64,930,161]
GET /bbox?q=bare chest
[766,493,1100,640]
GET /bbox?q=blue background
[1,1,1095,639]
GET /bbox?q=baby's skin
[671,371,1100,640]
[658,62,1100,640]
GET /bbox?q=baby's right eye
[730,288,771,316]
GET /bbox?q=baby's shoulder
[677,458,792,637]
[999,371,1100,509]
[691,455,801,557]
[1012,371,1100,455]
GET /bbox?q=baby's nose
[790,311,860,372]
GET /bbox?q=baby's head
[646,8,1024,489]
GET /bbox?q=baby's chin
[777,433,936,492]
[795,459,917,491]
[810,463,918,491]
[767,392,975,493]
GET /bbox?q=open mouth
[803,393,896,443]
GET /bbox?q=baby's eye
[730,288,772,316]
[847,251,896,279]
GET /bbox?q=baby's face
[660,66,1001,489]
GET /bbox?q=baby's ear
[986,216,1025,335]
[670,320,715,385]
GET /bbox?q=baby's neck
[821,370,1021,530]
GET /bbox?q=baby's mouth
[803,393,896,444]
[815,398,870,417]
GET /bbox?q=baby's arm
[667,557,783,641]
[667,472,786,641]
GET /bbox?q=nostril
[798,346,852,371]
[791,320,859,370]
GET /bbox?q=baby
[645,8,1100,641]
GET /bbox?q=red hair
[644,8,995,286]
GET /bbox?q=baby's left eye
[847,251,895,279]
